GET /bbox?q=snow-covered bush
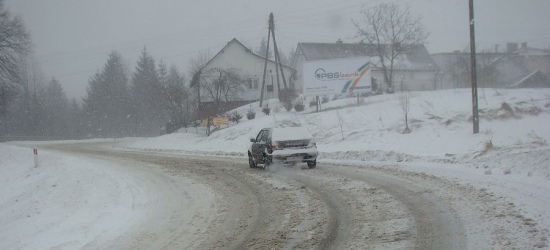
[247,109,256,120]
[294,102,305,112]
[230,111,242,124]
[262,105,270,116]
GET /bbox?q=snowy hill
[120,88,550,178]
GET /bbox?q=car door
[252,129,268,162]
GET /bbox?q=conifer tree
[40,77,69,138]
[83,51,130,137]
[130,47,164,135]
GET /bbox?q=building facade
[292,41,440,93]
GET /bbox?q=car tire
[248,154,256,168]
[307,160,316,169]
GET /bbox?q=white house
[198,38,295,104]
[292,41,440,93]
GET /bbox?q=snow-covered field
[2,88,549,248]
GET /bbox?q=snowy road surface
[2,141,548,249]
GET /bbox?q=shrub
[294,102,305,112]
[501,102,514,114]
[231,111,243,124]
[247,109,256,120]
[279,89,297,111]
[309,100,317,107]
[476,138,494,157]
[322,95,329,104]
[262,105,270,116]
[284,102,293,112]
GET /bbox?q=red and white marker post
[33,147,38,168]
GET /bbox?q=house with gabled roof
[292,41,441,93]
[192,38,295,117]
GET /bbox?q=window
[247,78,253,89]
[256,129,269,142]
[255,130,265,142]
[253,78,259,89]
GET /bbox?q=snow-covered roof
[518,47,550,56]
[204,38,294,72]
[297,42,438,70]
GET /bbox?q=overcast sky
[6,0,550,99]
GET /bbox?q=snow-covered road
[0,143,217,249]
[4,141,547,249]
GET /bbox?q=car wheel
[248,154,256,168]
[307,160,316,169]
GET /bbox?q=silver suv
[248,127,318,169]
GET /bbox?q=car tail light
[306,140,316,148]
[269,143,278,151]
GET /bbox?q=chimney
[506,43,518,53]
[521,42,527,49]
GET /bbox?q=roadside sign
[303,57,371,96]
[202,116,229,127]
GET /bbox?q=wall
[201,40,294,102]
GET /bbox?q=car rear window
[271,127,312,141]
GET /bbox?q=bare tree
[199,67,244,135]
[336,111,345,140]
[188,50,211,76]
[0,1,30,83]
[0,0,31,129]
[353,3,428,91]
[443,50,502,89]
[399,91,411,134]
[162,65,190,132]
[188,50,212,121]
[200,68,244,104]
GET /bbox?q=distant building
[431,42,550,89]
[292,41,440,93]
[192,38,295,117]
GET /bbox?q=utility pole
[469,0,479,134]
[259,15,272,107]
[259,13,288,107]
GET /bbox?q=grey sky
[5,0,550,99]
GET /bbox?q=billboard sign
[303,57,371,96]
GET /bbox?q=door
[252,129,269,163]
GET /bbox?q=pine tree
[130,47,164,135]
[83,51,130,138]
[256,38,273,59]
[67,98,82,139]
[41,77,69,138]
[158,60,168,87]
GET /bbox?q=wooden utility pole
[259,13,288,107]
[469,0,480,134]
[259,15,272,107]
